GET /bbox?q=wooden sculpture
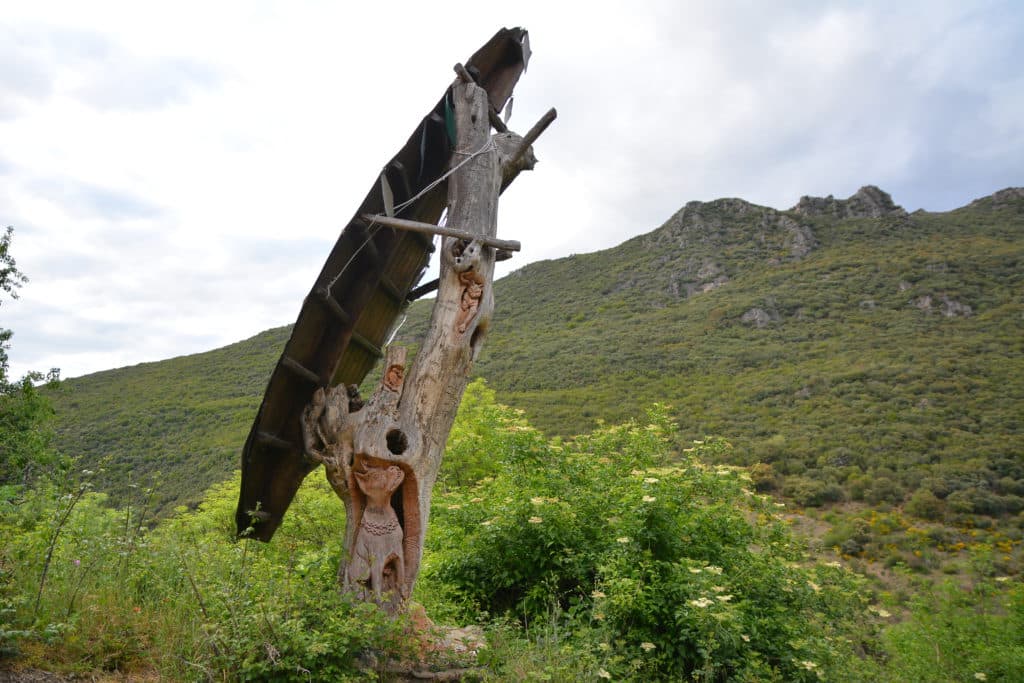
[237,28,554,614]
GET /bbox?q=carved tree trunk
[300,79,520,613]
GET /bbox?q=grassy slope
[50,188,1024,517]
[51,326,290,514]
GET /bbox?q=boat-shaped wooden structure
[236,28,531,541]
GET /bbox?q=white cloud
[2,0,1022,379]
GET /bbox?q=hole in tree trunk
[386,429,408,455]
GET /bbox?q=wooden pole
[301,78,514,613]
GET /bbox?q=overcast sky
[2,0,1021,380]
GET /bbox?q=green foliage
[0,472,411,679]
[904,488,945,522]
[423,390,877,680]
[0,372,63,493]
[8,381,1024,680]
[0,225,28,384]
[883,579,1024,682]
[0,226,64,496]
[437,379,512,489]
[48,325,290,516]
[47,191,1024,536]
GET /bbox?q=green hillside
[50,186,1024,521]
[51,326,290,513]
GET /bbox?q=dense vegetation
[48,325,289,516]
[48,188,1024,536]
[1,226,63,499]
[20,186,1021,677]
[6,383,1022,680]
[467,188,1024,527]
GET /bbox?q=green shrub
[423,390,877,680]
[784,475,845,507]
[0,472,411,679]
[905,488,946,521]
[864,477,905,506]
[884,580,1024,682]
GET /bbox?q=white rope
[385,312,409,346]
[323,137,495,294]
[390,137,495,215]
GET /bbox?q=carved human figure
[346,464,406,607]
[455,270,485,334]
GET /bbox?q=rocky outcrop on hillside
[650,197,818,300]
[741,306,781,328]
[913,294,973,318]
[968,187,1024,210]
[791,185,906,219]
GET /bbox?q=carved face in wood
[354,464,405,507]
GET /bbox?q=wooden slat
[350,331,384,359]
[349,223,381,265]
[281,356,322,385]
[379,276,405,303]
[256,430,293,451]
[314,288,352,326]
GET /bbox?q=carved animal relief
[299,347,424,613]
[348,463,406,611]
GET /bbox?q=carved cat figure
[346,464,406,606]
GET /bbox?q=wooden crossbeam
[361,213,520,252]
[281,356,322,385]
[314,288,352,326]
[350,331,384,359]
[378,276,405,304]
[256,430,293,451]
[407,278,440,301]
[507,107,557,168]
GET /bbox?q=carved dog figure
[346,464,406,605]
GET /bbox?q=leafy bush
[0,472,411,679]
[423,389,877,680]
[863,477,905,506]
[884,579,1024,682]
[784,475,845,507]
[905,488,945,521]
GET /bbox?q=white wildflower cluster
[867,604,892,618]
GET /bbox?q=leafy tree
[0,226,28,386]
[0,227,62,491]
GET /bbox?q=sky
[2,0,1022,380]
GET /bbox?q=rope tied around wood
[324,137,497,294]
